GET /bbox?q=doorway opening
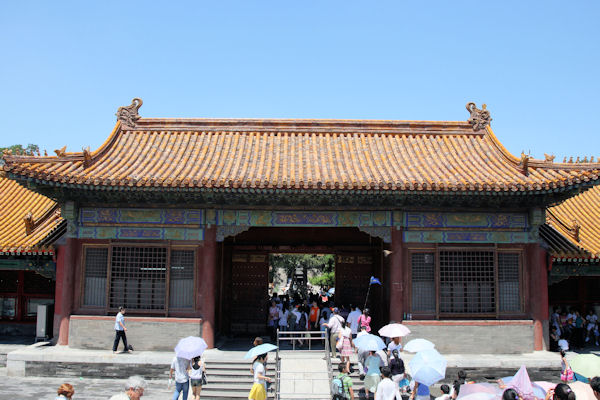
[269,253,335,304]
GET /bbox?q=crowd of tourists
[550,307,599,351]
[266,291,371,343]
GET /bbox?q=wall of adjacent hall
[54,237,212,349]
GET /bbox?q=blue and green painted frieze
[76,207,204,240]
[71,207,535,243]
[213,210,392,228]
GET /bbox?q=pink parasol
[506,365,535,400]
[570,381,596,400]
[532,381,556,394]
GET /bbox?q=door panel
[335,253,375,309]
[230,252,269,335]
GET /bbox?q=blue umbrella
[244,343,278,359]
[174,336,208,360]
[408,349,447,386]
[353,334,386,352]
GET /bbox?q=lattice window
[83,247,108,307]
[169,250,194,309]
[109,246,167,310]
[411,253,435,312]
[498,253,521,312]
[439,250,495,314]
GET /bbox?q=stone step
[198,390,274,400]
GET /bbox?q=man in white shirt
[169,356,191,400]
[375,367,401,400]
[322,307,344,358]
[347,306,362,338]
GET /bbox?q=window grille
[109,246,167,310]
[169,250,194,309]
[411,253,435,312]
[439,250,495,314]
[498,253,521,312]
[83,247,108,307]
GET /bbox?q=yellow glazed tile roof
[0,176,63,254]
[546,185,600,258]
[3,117,600,193]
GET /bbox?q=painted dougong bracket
[216,225,251,242]
[358,226,392,243]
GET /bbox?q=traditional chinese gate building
[4,100,600,352]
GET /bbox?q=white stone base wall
[68,315,203,351]
[403,320,534,354]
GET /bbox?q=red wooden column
[56,238,76,345]
[389,227,405,322]
[200,226,217,348]
[528,243,549,351]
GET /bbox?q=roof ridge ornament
[82,147,92,168]
[54,146,67,157]
[116,98,143,129]
[466,102,492,131]
[23,211,34,235]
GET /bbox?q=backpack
[331,375,347,400]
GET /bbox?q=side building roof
[541,185,600,260]
[0,176,65,255]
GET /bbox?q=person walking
[364,350,383,399]
[268,301,279,342]
[347,305,362,338]
[389,349,405,388]
[375,367,401,400]
[410,381,430,400]
[338,322,354,364]
[169,356,191,400]
[322,307,344,358]
[248,353,272,400]
[109,376,147,400]
[189,356,206,400]
[309,301,321,330]
[112,306,131,354]
[387,337,402,355]
[334,361,355,400]
[559,350,574,383]
[358,309,372,333]
[55,383,74,399]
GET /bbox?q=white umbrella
[408,349,447,386]
[378,323,411,338]
[174,336,208,360]
[404,338,435,353]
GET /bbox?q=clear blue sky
[1,1,599,160]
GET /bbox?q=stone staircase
[331,358,365,395]
[200,359,275,399]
